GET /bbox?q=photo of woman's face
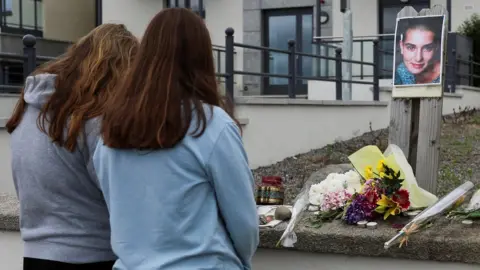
[399,28,437,75]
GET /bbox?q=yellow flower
[379,172,386,178]
[364,166,373,179]
[375,195,401,220]
[377,160,385,173]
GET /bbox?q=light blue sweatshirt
[93,105,259,270]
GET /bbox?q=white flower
[344,170,362,194]
[308,170,363,208]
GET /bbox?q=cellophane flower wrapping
[279,169,362,247]
[277,181,311,247]
[348,144,438,208]
[466,189,480,211]
[384,181,474,249]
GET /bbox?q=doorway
[263,8,313,95]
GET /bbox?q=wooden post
[389,5,448,194]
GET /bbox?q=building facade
[1,0,477,95]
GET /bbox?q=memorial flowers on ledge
[308,170,362,226]
[344,160,410,225]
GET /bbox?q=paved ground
[253,249,479,270]
[1,231,478,270]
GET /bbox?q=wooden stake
[389,5,448,194]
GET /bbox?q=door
[263,8,313,95]
[378,0,430,78]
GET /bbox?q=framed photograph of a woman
[393,15,446,87]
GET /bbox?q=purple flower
[344,194,377,225]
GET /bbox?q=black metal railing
[444,49,480,93]
[223,27,381,102]
[11,30,480,100]
[320,35,395,79]
[0,34,54,93]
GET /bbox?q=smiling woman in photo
[394,17,444,86]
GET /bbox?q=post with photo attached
[388,5,448,194]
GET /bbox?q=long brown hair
[6,24,139,151]
[101,8,237,150]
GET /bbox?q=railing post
[469,54,474,86]
[452,49,457,93]
[23,34,37,79]
[372,40,380,101]
[335,47,343,100]
[225,27,235,103]
[288,39,296,99]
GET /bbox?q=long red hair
[101,8,237,150]
[6,24,139,152]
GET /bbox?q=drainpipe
[95,0,102,26]
[446,0,451,31]
[199,0,205,18]
[341,0,353,101]
[316,0,322,77]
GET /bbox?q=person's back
[7,24,138,269]
[92,8,259,270]
[94,105,258,269]
[11,74,114,263]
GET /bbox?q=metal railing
[318,34,395,79]
[444,49,480,93]
[0,34,55,93]
[10,31,479,99]
[222,27,381,101]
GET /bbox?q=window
[0,0,43,36]
[1,0,12,15]
[165,0,205,18]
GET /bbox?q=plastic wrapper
[349,144,438,208]
[466,189,480,211]
[277,182,311,247]
[384,181,474,249]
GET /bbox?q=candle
[357,220,368,228]
[367,222,378,229]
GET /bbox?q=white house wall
[451,0,480,31]
[43,0,96,42]
[102,0,165,38]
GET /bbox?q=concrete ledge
[377,86,463,98]
[445,92,463,98]
[238,118,249,125]
[0,194,19,231]
[457,85,480,92]
[2,190,479,264]
[259,215,480,265]
[235,97,388,107]
[0,118,7,128]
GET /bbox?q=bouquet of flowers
[344,160,411,224]
[308,170,362,226]
[385,181,474,249]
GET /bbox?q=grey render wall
[243,0,333,95]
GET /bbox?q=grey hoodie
[10,74,116,263]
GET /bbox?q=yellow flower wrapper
[348,144,438,209]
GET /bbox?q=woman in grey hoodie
[6,24,138,270]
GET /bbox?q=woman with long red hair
[8,24,138,269]
[94,8,259,270]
